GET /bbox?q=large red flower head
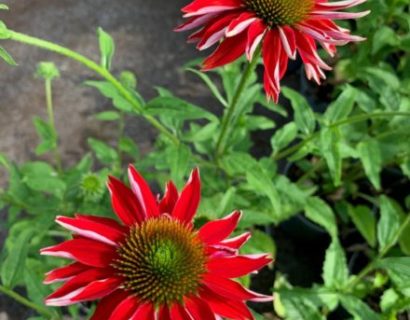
[176,0,369,102]
[41,165,272,319]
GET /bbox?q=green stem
[214,47,261,159]
[0,285,56,319]
[9,30,179,145]
[274,111,410,161]
[45,78,62,173]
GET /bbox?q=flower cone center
[114,217,206,305]
[244,0,314,26]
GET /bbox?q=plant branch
[8,30,179,145]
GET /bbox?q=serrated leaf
[33,116,57,155]
[324,86,357,123]
[322,239,349,289]
[271,122,298,154]
[377,196,401,253]
[348,205,376,247]
[398,220,410,255]
[377,257,410,288]
[220,152,259,176]
[358,138,382,190]
[1,229,34,289]
[85,81,135,112]
[119,136,139,158]
[24,261,49,306]
[340,295,381,320]
[88,138,119,165]
[320,127,342,186]
[304,197,337,238]
[0,45,17,66]
[282,87,316,134]
[98,27,115,70]
[246,163,282,221]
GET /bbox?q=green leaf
[95,111,121,121]
[322,239,349,289]
[119,136,139,158]
[145,96,217,122]
[24,260,49,306]
[186,68,227,107]
[0,152,10,170]
[304,197,337,238]
[0,45,17,66]
[166,144,192,187]
[399,220,410,255]
[220,152,259,176]
[21,162,66,198]
[278,289,326,320]
[97,27,115,70]
[271,122,298,154]
[340,295,381,320]
[183,122,219,143]
[1,229,34,289]
[246,115,276,130]
[282,87,316,134]
[377,257,410,288]
[377,196,401,253]
[0,21,11,39]
[88,138,119,165]
[320,127,342,186]
[372,26,400,54]
[0,4,9,10]
[33,116,57,155]
[348,205,376,247]
[357,138,382,190]
[85,81,135,112]
[324,86,357,123]
[242,229,276,258]
[246,163,282,221]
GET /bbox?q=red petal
[56,215,125,246]
[44,262,88,284]
[159,181,179,214]
[130,303,155,319]
[108,176,145,225]
[199,211,241,244]
[203,31,247,70]
[172,168,201,223]
[91,290,130,320]
[109,295,140,320]
[170,303,194,320]
[182,0,242,16]
[246,19,266,60]
[128,165,160,218]
[185,295,216,320]
[45,268,115,306]
[200,287,254,320]
[220,232,251,249]
[41,238,116,268]
[207,254,271,278]
[204,274,272,302]
[158,305,173,320]
[226,11,256,37]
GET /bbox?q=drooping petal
[159,181,179,214]
[203,31,248,70]
[130,303,156,320]
[40,238,116,268]
[107,176,145,225]
[172,168,201,223]
[226,12,256,37]
[44,262,88,284]
[158,305,173,320]
[185,295,216,320]
[204,274,272,302]
[207,254,271,278]
[200,287,254,320]
[128,165,160,218]
[245,19,266,60]
[91,290,130,320]
[219,232,251,249]
[182,0,243,17]
[56,215,125,246]
[170,303,194,320]
[199,211,241,244]
[109,295,140,320]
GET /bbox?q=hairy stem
[9,30,179,145]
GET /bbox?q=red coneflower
[176,0,369,102]
[41,165,272,319]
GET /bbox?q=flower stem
[214,47,261,159]
[8,30,179,145]
[274,111,410,161]
[0,285,56,319]
[45,78,62,173]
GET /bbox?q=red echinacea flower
[176,0,369,102]
[41,165,272,320]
